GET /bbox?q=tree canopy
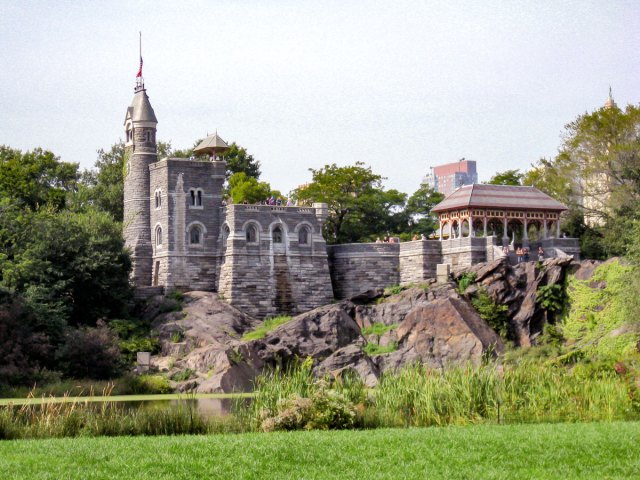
[522,103,640,258]
[487,169,523,186]
[293,162,439,243]
[0,146,79,210]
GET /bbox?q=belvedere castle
[123,79,580,319]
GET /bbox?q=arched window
[222,225,230,243]
[155,190,162,209]
[189,189,203,208]
[272,226,283,243]
[190,226,201,244]
[146,131,152,142]
[246,224,258,243]
[155,226,163,246]
[298,227,309,245]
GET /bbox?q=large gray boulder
[377,297,504,372]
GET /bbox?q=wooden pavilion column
[483,217,488,237]
[469,215,474,237]
[523,216,529,248]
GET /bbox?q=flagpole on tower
[135,31,144,92]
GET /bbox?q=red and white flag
[136,56,143,78]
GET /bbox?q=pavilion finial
[604,85,616,109]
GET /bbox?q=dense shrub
[55,322,125,379]
[471,288,510,339]
[259,380,356,432]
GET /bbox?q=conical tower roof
[193,132,229,155]
[129,89,158,123]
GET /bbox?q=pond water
[118,397,247,417]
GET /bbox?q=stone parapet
[441,237,488,269]
[327,243,400,299]
[541,238,581,261]
[399,240,442,284]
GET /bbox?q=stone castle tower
[122,74,334,318]
[123,77,158,285]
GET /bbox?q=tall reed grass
[0,391,245,440]
[246,360,637,430]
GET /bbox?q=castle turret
[123,73,158,286]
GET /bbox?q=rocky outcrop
[377,297,504,372]
[148,257,584,392]
[455,256,574,346]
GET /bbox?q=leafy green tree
[0,146,79,210]
[228,172,273,204]
[78,140,173,222]
[522,103,640,258]
[405,185,444,236]
[560,104,640,220]
[224,143,261,180]
[0,204,132,329]
[522,157,575,207]
[0,288,55,386]
[55,322,125,379]
[295,162,408,243]
[487,169,523,186]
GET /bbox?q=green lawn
[1,422,638,479]
[0,392,251,406]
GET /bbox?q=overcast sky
[1,1,638,195]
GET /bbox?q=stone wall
[218,204,333,319]
[327,243,400,299]
[441,237,490,269]
[542,238,581,261]
[149,158,226,290]
[399,240,442,284]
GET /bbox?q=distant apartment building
[423,159,478,196]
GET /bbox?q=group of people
[375,234,427,243]
[258,196,296,206]
[375,236,400,243]
[221,196,297,207]
[505,246,545,264]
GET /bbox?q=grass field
[1,422,638,479]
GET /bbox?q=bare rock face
[377,297,504,372]
[314,344,380,387]
[353,285,457,329]
[240,302,365,371]
[152,291,258,354]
